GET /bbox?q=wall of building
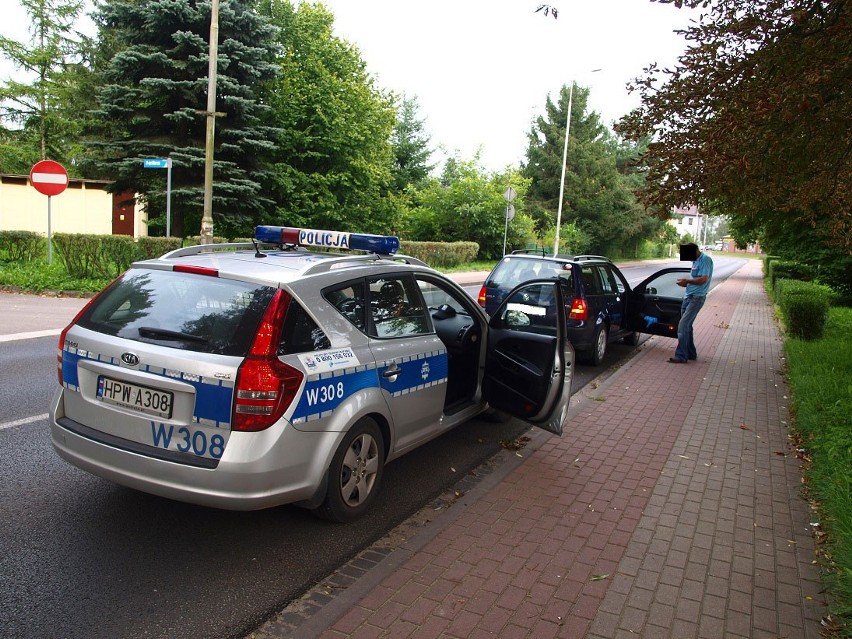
[0,175,147,238]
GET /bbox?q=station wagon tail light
[477,286,487,308]
[568,298,588,320]
[233,289,304,432]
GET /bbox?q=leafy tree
[523,83,665,256]
[82,0,280,238]
[391,95,434,191]
[407,156,533,259]
[617,0,851,255]
[258,0,400,234]
[0,0,87,172]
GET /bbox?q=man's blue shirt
[687,252,713,296]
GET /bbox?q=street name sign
[144,158,169,169]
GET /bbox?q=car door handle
[382,364,402,378]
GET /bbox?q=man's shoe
[688,356,697,361]
[668,357,687,363]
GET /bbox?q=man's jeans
[675,295,706,361]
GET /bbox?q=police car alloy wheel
[315,417,384,522]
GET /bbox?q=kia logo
[121,352,140,366]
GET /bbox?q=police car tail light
[57,291,105,385]
[477,286,487,308]
[173,264,219,277]
[233,289,304,432]
[568,298,588,320]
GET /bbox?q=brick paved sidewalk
[257,259,825,639]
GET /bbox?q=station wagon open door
[482,280,574,436]
[624,267,691,338]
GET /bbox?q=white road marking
[0,414,49,431]
[0,329,61,343]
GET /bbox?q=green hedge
[52,234,187,279]
[0,230,45,261]
[776,278,833,340]
[52,233,136,279]
[768,259,816,296]
[399,241,480,268]
[762,255,780,277]
[16,232,481,278]
[136,236,183,260]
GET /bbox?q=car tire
[589,325,608,366]
[313,418,384,523]
[623,331,640,346]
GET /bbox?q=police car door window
[499,282,558,337]
[324,282,367,331]
[278,300,331,355]
[369,276,429,339]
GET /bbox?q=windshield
[486,258,572,292]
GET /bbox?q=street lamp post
[553,69,601,256]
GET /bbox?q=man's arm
[677,275,709,287]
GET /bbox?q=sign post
[143,158,173,237]
[29,160,69,265]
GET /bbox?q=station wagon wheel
[314,417,384,523]
[590,325,608,366]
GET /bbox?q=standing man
[669,243,713,363]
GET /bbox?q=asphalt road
[0,255,746,639]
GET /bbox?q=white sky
[2,0,699,172]
[317,0,700,171]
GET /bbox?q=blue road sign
[143,158,169,169]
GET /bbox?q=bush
[137,236,184,260]
[762,255,780,276]
[399,241,479,268]
[777,278,833,340]
[52,233,139,279]
[0,230,46,261]
[768,259,816,296]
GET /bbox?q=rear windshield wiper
[138,326,208,344]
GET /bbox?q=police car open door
[623,267,690,338]
[482,280,573,436]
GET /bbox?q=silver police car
[50,226,574,521]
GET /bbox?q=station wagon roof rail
[572,255,612,262]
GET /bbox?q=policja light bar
[255,226,400,255]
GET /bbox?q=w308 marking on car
[150,421,229,460]
[291,364,379,424]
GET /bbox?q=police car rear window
[77,269,276,356]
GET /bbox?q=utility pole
[200,0,220,245]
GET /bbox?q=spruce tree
[391,95,434,191]
[0,0,87,172]
[82,0,279,238]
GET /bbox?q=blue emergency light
[255,226,399,254]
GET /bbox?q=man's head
[679,243,700,261]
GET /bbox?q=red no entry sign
[29,160,69,196]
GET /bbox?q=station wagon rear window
[77,269,276,356]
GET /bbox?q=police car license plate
[97,375,174,419]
